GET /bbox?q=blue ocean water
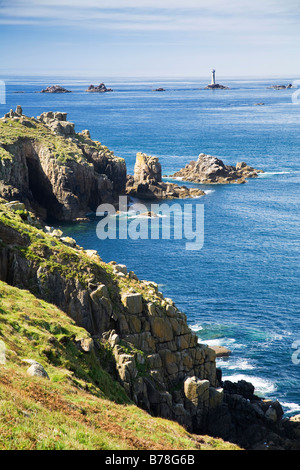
[3,76,300,415]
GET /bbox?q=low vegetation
[0,280,240,450]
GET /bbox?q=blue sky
[0,0,300,77]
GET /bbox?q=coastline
[0,80,298,448]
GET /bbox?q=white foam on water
[203,189,215,195]
[217,358,255,371]
[222,373,277,396]
[281,402,300,415]
[258,171,290,178]
[190,323,204,332]
[167,176,183,181]
[200,338,222,346]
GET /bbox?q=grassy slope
[0,115,118,164]
[0,118,241,450]
[0,281,240,451]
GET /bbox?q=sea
[2,75,300,416]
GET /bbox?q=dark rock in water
[126,152,205,200]
[40,85,71,93]
[85,83,113,93]
[205,84,230,90]
[267,84,293,90]
[170,153,264,184]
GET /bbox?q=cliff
[0,111,299,450]
[0,201,300,449]
[0,107,126,222]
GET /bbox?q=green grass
[0,116,121,165]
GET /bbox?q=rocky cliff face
[171,153,263,184]
[0,108,126,222]
[1,202,300,449]
[0,203,218,433]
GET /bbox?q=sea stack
[126,152,205,199]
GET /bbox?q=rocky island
[40,85,71,93]
[126,152,206,199]
[170,153,263,184]
[86,83,113,93]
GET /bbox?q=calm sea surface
[3,76,300,415]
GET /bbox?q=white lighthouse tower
[211,69,216,86]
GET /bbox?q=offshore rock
[171,153,264,184]
[86,83,113,93]
[40,85,71,93]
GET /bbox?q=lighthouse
[205,70,229,89]
[211,69,216,86]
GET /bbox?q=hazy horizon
[0,0,299,78]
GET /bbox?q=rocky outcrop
[171,153,264,184]
[37,111,75,136]
[40,85,71,93]
[126,153,206,199]
[0,108,126,221]
[86,83,113,93]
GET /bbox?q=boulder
[4,201,26,211]
[121,292,143,314]
[184,376,210,407]
[210,345,231,358]
[23,359,50,380]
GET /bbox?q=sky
[0,0,300,78]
